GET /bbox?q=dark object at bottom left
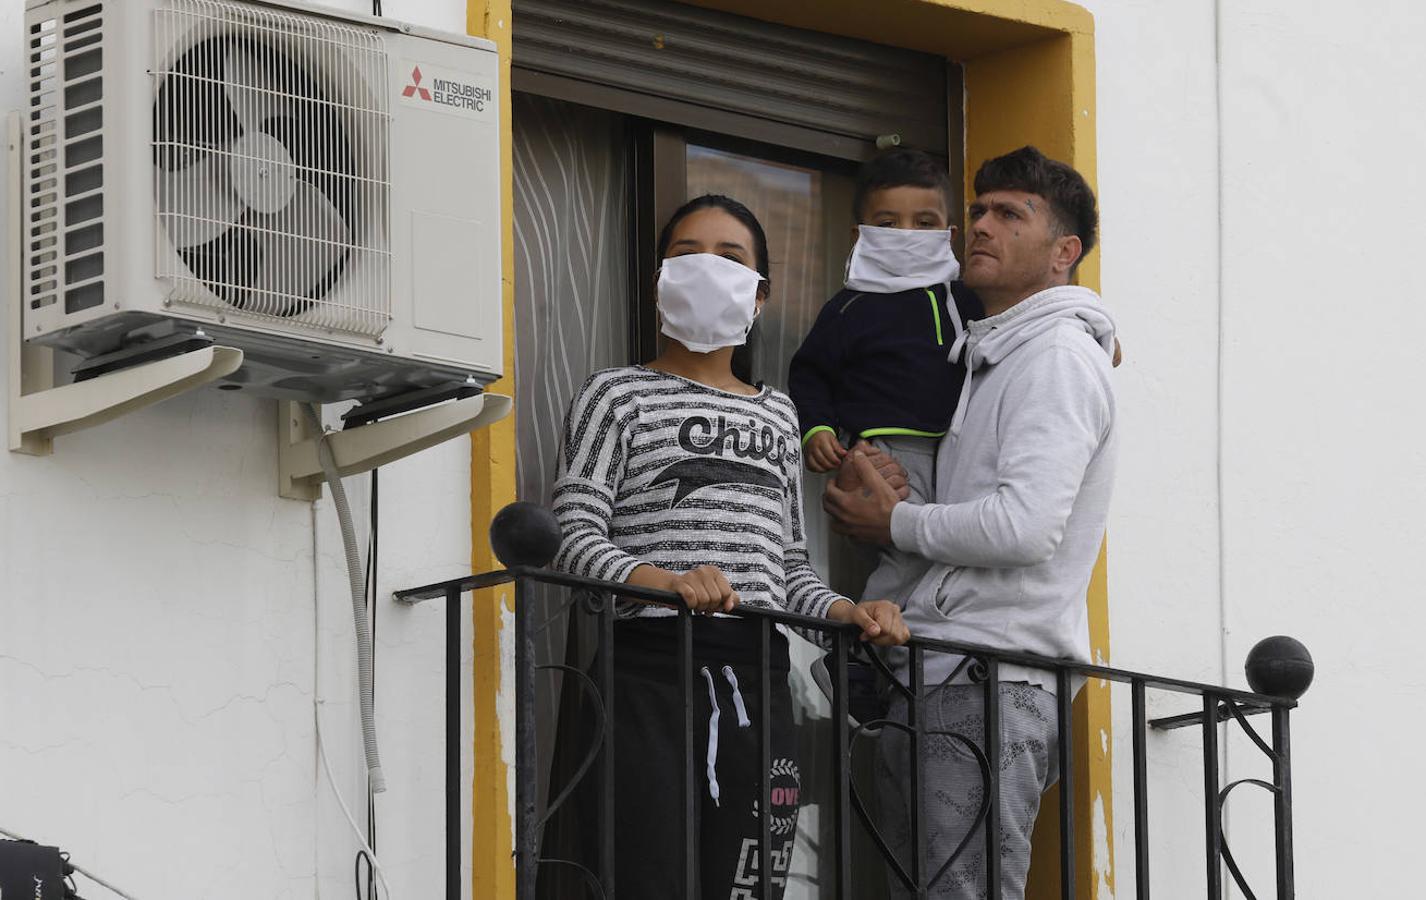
[0,839,73,900]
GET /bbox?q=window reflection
[686,145,842,395]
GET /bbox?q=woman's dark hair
[656,194,771,288]
[655,194,771,384]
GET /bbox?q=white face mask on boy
[844,224,960,293]
[657,253,765,353]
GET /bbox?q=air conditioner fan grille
[153,0,392,338]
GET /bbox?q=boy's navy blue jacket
[788,281,983,444]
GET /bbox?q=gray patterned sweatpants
[874,682,1059,900]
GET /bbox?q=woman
[549,194,910,898]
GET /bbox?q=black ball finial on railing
[1244,635,1314,700]
[490,502,563,569]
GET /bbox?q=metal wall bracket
[8,345,245,456]
[6,111,249,455]
[277,392,512,501]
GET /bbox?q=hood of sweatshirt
[946,285,1116,436]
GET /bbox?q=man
[824,146,1117,900]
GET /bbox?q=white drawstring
[700,666,722,806]
[947,329,976,438]
[947,328,969,364]
[722,666,752,727]
[701,664,757,806]
[943,282,966,344]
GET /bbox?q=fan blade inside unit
[248,181,353,314]
[157,154,244,249]
[224,44,293,135]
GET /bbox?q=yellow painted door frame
[466,4,516,900]
[467,1,1110,897]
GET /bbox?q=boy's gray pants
[874,682,1059,900]
[860,434,938,604]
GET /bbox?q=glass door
[511,5,960,894]
[513,102,943,900]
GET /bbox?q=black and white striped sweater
[551,366,844,620]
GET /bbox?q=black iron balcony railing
[397,503,1312,900]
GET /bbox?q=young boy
[789,148,981,602]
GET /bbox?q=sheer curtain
[512,93,629,816]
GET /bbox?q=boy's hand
[827,598,911,646]
[805,431,848,473]
[628,564,739,614]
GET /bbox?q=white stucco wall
[0,2,476,898]
[1085,0,1421,896]
[1083,1,1226,895]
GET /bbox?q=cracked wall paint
[1093,792,1114,900]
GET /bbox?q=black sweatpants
[571,616,802,900]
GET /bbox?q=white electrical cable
[314,704,392,899]
[304,403,386,794]
[0,824,143,900]
[312,494,391,899]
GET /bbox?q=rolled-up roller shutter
[511,0,951,160]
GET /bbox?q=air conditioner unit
[19,0,502,405]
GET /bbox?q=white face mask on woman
[657,253,765,353]
[844,224,960,293]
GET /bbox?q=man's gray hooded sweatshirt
[887,285,1118,692]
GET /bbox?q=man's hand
[805,430,847,473]
[838,440,911,500]
[1113,337,1123,368]
[827,598,911,646]
[823,451,901,546]
[628,564,739,614]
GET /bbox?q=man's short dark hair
[853,148,955,222]
[973,146,1098,269]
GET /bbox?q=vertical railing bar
[831,629,852,900]
[984,658,1002,900]
[599,595,616,895]
[445,584,461,900]
[1272,707,1295,900]
[680,607,697,898]
[760,618,773,900]
[514,579,537,900]
[1132,680,1151,900]
[911,645,926,898]
[1202,694,1222,900]
[1057,668,1075,900]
